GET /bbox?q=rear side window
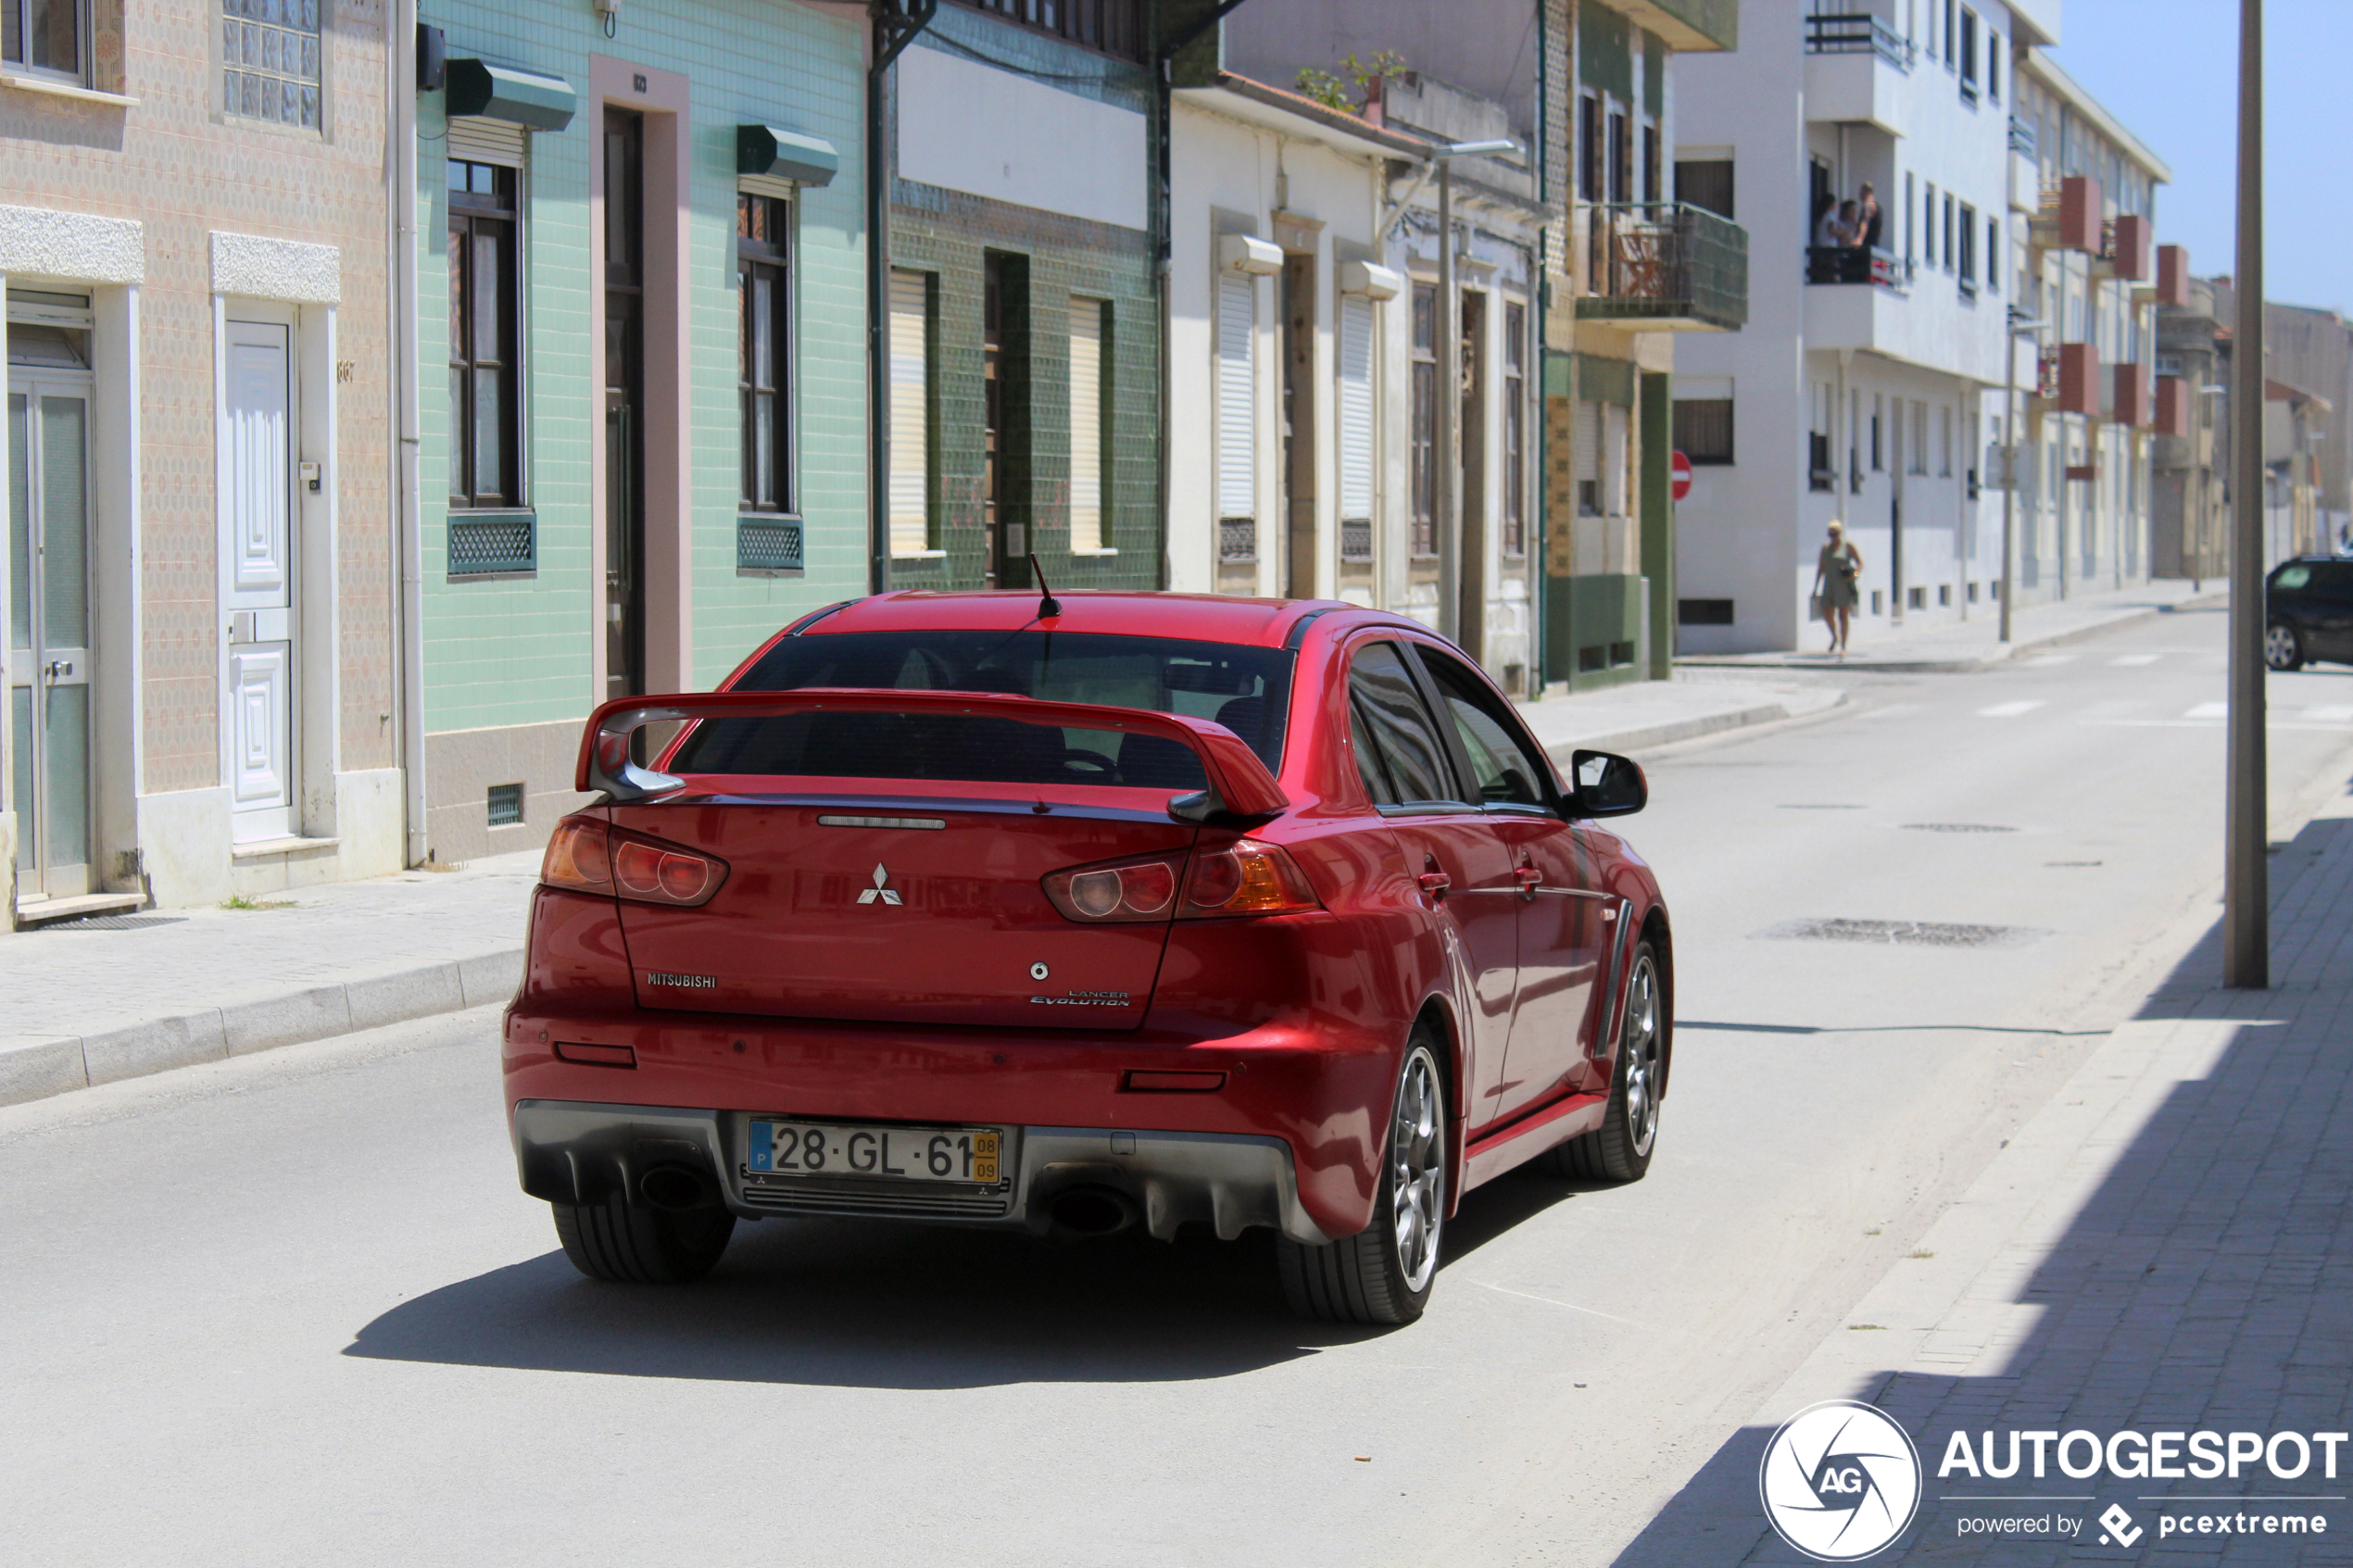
[2314,563,2353,596]
[678,630,1294,786]
[1347,642,1456,806]
[2273,565,2312,591]
[1413,645,1554,809]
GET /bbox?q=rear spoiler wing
[575,687,1290,822]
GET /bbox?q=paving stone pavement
[1616,778,2353,1567]
[0,851,539,1105]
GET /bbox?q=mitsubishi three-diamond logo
[855,863,903,906]
[2098,1503,2143,1547]
[1759,1400,1924,1561]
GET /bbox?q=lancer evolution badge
[855,863,903,906]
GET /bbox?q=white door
[8,372,96,898]
[221,319,296,842]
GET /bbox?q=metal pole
[2000,324,2018,641]
[1437,161,1459,643]
[2223,0,2267,988]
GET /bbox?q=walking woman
[1813,521,1863,658]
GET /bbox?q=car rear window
[673,630,1295,787]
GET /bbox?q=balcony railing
[1806,245,1906,290]
[1803,12,1916,69]
[2007,117,2036,156]
[1579,202,1749,330]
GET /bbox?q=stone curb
[1673,591,2228,675]
[1531,690,1849,761]
[0,948,523,1110]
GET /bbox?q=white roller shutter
[447,117,525,167]
[1604,402,1630,516]
[1336,293,1374,521]
[1067,297,1105,552]
[888,270,932,557]
[1215,272,1255,520]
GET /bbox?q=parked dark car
[2265,557,2353,671]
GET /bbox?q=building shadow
[1607,793,2353,1565]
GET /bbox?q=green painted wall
[887,15,1161,594]
[417,0,868,730]
[1641,370,1674,678]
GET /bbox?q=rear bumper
[512,1098,1331,1245]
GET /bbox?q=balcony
[1806,245,1905,288]
[2155,374,2193,438]
[2155,245,2192,308]
[1803,13,1913,133]
[1804,11,1916,67]
[1577,202,1749,331]
[2111,360,2154,428]
[2102,214,2151,282]
[2032,175,2104,253]
[2054,343,2100,416]
[2007,119,2039,216]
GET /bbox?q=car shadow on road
[345,1168,1580,1389]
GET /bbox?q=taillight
[1180,839,1320,918]
[539,814,728,908]
[1041,854,1185,923]
[542,817,613,894]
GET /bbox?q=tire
[2265,621,2306,672]
[1545,941,1665,1184]
[1278,1036,1447,1326]
[551,1193,736,1284]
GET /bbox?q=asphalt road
[6,604,2352,1568]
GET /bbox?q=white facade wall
[1670,0,2045,652]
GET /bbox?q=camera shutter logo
[1757,1400,1923,1561]
[2097,1504,2142,1548]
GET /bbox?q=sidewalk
[1678,578,2226,674]
[1614,772,2353,1564]
[0,852,539,1107]
[1516,670,1847,759]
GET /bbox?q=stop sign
[1670,450,1693,502]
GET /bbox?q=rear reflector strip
[816,814,947,830]
[554,1042,637,1069]
[1122,1070,1227,1093]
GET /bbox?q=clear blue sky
[2046,0,2352,316]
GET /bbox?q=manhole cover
[1757,918,2039,948]
[42,914,186,932]
[1902,822,2018,834]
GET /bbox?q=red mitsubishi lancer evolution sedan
[504,591,1670,1324]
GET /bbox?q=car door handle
[1514,863,1542,899]
[1416,871,1452,900]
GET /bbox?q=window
[1502,302,1526,556]
[1679,598,1735,626]
[887,269,934,557]
[1336,292,1375,558]
[1871,394,1884,470]
[1674,398,1734,465]
[1922,182,1936,267]
[1944,0,1957,66]
[1986,218,2000,293]
[223,0,322,130]
[1417,644,1550,809]
[1066,296,1110,553]
[1909,401,1929,474]
[1959,8,1979,99]
[1938,406,1953,476]
[1676,159,1734,220]
[4,0,81,81]
[1346,642,1456,808]
[1607,109,1630,204]
[1215,270,1256,562]
[1943,192,1956,273]
[1849,389,1862,491]
[1409,282,1438,555]
[1578,94,1603,203]
[1603,403,1629,517]
[737,194,793,515]
[486,783,523,827]
[1642,123,1661,205]
[1809,383,1833,492]
[447,159,522,509]
[948,0,1146,62]
[1958,202,1978,294]
[1987,31,2002,101]
[1904,172,1916,268]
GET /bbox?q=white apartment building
[1670,0,2167,654]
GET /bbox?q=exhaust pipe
[637,1163,717,1212]
[1047,1185,1139,1239]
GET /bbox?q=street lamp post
[2000,315,2046,644]
[1426,138,1519,651]
[2223,0,2266,988]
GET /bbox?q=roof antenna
[1028,552,1063,619]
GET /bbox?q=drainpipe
[866,2,937,596]
[393,0,426,867]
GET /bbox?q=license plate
[749,1120,1002,1185]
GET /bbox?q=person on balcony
[1813,521,1864,659]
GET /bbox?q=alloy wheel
[1621,955,1663,1159]
[1390,1048,1445,1293]
[2265,624,2300,671]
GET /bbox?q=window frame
[1067,293,1113,554]
[736,190,795,517]
[1406,639,1561,816]
[1675,396,1734,467]
[1344,638,1467,812]
[4,0,88,84]
[1408,282,1438,558]
[1502,300,1527,557]
[220,0,324,131]
[447,157,524,512]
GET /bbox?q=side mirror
[1569,749,1647,818]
